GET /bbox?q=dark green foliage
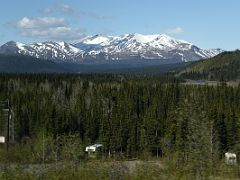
[0,54,188,74]
[0,54,67,73]
[0,73,239,178]
[177,50,240,80]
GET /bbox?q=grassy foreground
[0,158,240,180]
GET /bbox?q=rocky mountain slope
[0,33,223,63]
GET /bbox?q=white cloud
[17,17,67,29]
[79,11,114,20]
[43,4,114,20]
[166,27,184,34]
[14,17,86,41]
[21,27,85,41]
[12,3,114,42]
[43,4,75,16]
[58,4,74,14]
[43,7,53,14]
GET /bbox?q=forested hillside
[0,74,239,178]
[177,50,240,80]
[0,54,67,73]
[0,53,188,74]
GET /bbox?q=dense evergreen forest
[177,50,240,80]
[0,73,240,178]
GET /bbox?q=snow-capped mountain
[74,34,223,62]
[0,41,84,62]
[0,33,224,63]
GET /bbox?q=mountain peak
[5,41,26,47]
[81,34,111,46]
[123,33,160,44]
[0,33,224,63]
[5,40,17,45]
[158,34,172,39]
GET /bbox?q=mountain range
[0,33,223,63]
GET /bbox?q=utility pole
[156,129,158,158]
[0,99,14,151]
[10,109,14,143]
[7,99,10,151]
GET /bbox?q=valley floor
[0,159,240,180]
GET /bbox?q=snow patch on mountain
[0,33,224,63]
[81,35,112,46]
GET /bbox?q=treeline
[0,74,240,175]
[177,50,240,80]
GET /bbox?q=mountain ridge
[176,50,240,80]
[0,33,223,63]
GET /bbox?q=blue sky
[0,0,239,50]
